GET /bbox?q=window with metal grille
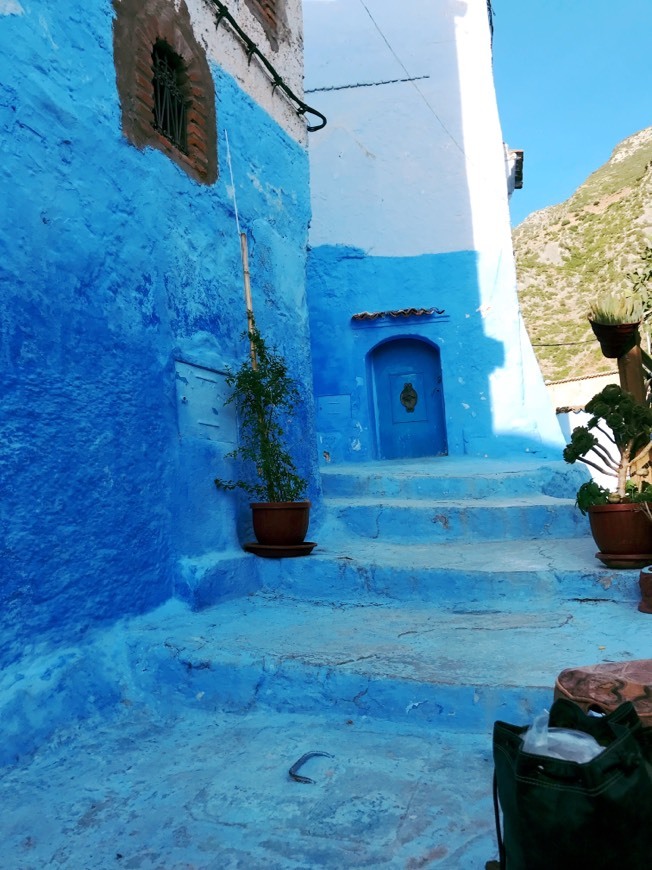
[152,40,188,153]
[113,0,217,185]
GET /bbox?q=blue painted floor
[4,590,651,868]
[2,706,495,868]
[3,457,651,868]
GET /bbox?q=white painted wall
[553,373,620,489]
[303,0,514,259]
[547,373,619,411]
[187,0,308,143]
[303,0,565,454]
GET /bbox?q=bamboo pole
[225,129,257,370]
[239,231,257,370]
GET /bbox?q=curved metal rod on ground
[289,751,334,784]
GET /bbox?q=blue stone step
[320,458,587,501]
[127,596,650,735]
[258,536,638,608]
[177,459,595,609]
[323,494,586,542]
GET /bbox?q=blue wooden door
[371,338,447,459]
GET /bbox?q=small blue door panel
[371,338,447,459]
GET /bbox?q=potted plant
[214,323,313,553]
[588,245,652,359]
[563,384,652,565]
[588,290,644,358]
[628,244,652,352]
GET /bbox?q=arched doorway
[369,338,447,460]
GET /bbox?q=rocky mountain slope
[514,126,652,383]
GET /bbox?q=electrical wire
[532,340,596,347]
[224,129,241,235]
[357,0,466,158]
[305,75,430,94]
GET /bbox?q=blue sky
[491,0,652,227]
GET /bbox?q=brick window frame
[244,0,281,51]
[113,0,217,185]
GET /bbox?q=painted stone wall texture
[308,247,497,463]
[0,1,314,666]
[303,0,564,462]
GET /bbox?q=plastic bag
[522,711,604,762]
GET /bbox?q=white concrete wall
[547,372,619,411]
[304,0,490,257]
[187,0,308,143]
[303,0,565,457]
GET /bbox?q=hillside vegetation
[514,126,652,383]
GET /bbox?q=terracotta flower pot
[638,567,652,613]
[589,320,640,359]
[250,500,311,545]
[588,502,652,563]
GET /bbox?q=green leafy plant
[563,384,652,508]
[575,480,611,515]
[587,244,652,325]
[628,244,652,296]
[628,243,652,329]
[214,325,306,502]
[587,290,644,325]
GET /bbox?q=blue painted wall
[0,1,315,666]
[308,246,514,463]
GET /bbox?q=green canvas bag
[492,699,652,869]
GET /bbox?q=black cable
[208,0,327,132]
[531,340,596,346]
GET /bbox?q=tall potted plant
[588,245,652,359]
[215,324,312,552]
[563,384,652,566]
[588,291,644,358]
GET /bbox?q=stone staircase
[171,456,645,728]
[318,456,588,546]
[7,456,650,868]
[257,457,637,609]
[106,458,648,865]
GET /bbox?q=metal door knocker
[400,382,418,413]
